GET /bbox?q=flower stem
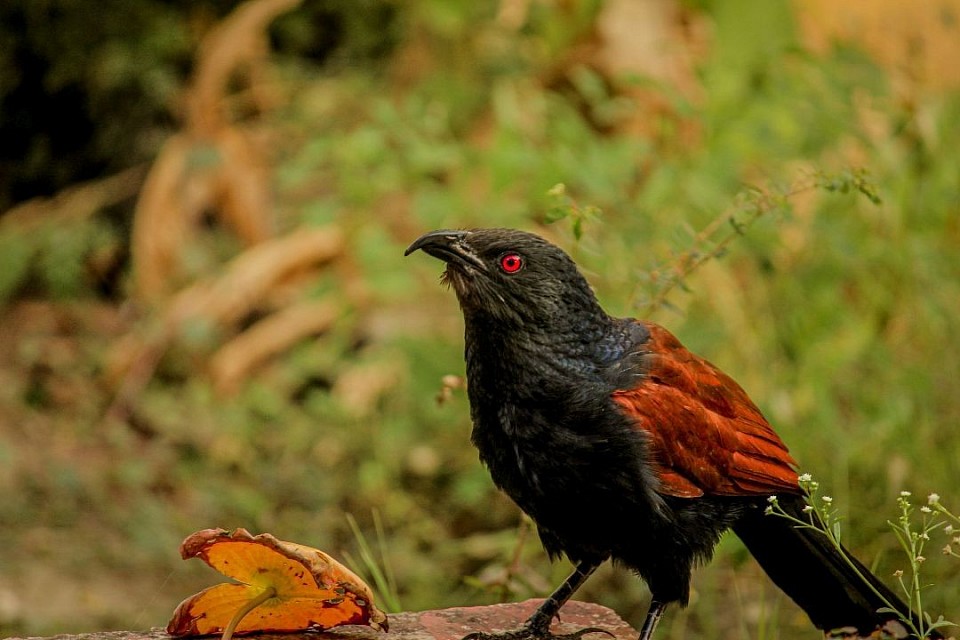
[221,586,277,640]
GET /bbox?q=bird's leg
[463,558,612,640]
[636,601,667,640]
[524,559,604,635]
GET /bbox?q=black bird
[406,228,936,640]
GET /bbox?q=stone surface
[8,600,638,640]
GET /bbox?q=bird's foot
[462,621,614,640]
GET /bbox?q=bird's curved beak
[404,229,487,272]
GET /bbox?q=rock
[6,600,638,640]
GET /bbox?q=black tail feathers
[734,494,942,639]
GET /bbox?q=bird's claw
[555,627,615,640]
[462,625,614,640]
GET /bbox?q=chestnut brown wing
[612,322,800,498]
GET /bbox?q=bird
[405,227,938,640]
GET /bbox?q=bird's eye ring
[499,253,523,274]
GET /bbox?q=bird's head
[405,228,606,329]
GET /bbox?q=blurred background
[1,0,958,637]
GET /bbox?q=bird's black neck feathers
[462,311,649,402]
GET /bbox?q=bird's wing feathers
[611,322,799,498]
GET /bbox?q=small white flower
[802,505,814,513]
[928,493,940,505]
[900,490,912,498]
[944,545,953,555]
[821,496,833,504]
[767,495,778,503]
[798,473,813,483]
[893,569,904,578]
[920,506,932,514]
[945,524,955,535]
[916,555,926,564]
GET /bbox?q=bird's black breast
[464,329,663,561]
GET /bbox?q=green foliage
[0,216,122,302]
[0,227,34,301]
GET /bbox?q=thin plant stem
[221,585,277,640]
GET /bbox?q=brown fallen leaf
[168,528,389,638]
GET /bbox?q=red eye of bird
[499,253,523,273]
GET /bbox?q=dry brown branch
[130,128,275,300]
[0,165,147,227]
[107,226,344,415]
[129,135,208,300]
[171,225,342,329]
[130,0,302,302]
[187,0,304,135]
[214,127,276,244]
[210,299,340,394]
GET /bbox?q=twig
[636,178,818,315]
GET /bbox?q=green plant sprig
[629,168,882,316]
[544,182,602,241]
[542,169,883,316]
[766,476,956,639]
[628,178,802,315]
